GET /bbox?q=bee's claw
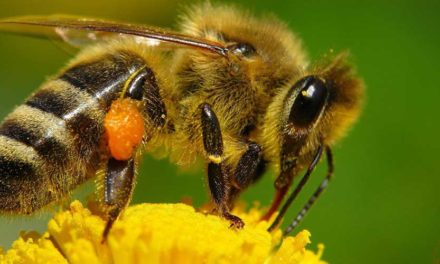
[224,212,245,229]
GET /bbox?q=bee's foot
[224,212,245,229]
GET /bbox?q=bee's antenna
[268,145,324,232]
[282,146,334,236]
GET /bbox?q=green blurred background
[0,0,439,263]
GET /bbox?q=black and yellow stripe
[0,118,68,164]
[0,50,147,214]
[0,135,43,213]
[60,51,146,107]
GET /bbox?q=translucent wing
[0,15,228,56]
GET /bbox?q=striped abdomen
[0,50,146,214]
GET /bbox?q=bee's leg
[101,66,167,241]
[267,145,324,232]
[199,103,223,161]
[199,103,244,229]
[282,146,333,235]
[234,142,263,190]
[207,162,244,228]
[125,66,167,128]
[226,142,263,207]
[261,136,307,221]
[102,157,136,241]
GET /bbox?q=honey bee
[0,3,363,239]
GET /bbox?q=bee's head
[260,53,364,174]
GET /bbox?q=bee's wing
[0,15,228,56]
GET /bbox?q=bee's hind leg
[101,157,136,242]
[100,65,168,241]
[199,103,244,229]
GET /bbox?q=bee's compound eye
[229,43,256,57]
[288,76,328,128]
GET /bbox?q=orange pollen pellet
[104,98,145,161]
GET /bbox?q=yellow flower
[0,201,326,264]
